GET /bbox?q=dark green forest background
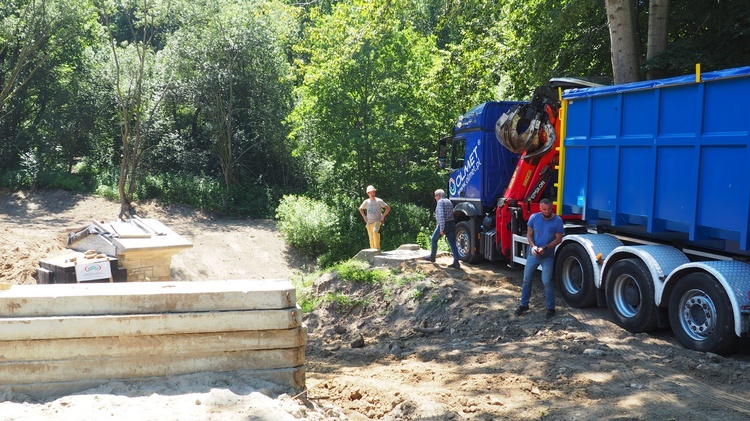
[1,0,748,266]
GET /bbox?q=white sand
[0,371,335,420]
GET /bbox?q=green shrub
[379,201,433,251]
[95,184,120,200]
[37,171,88,192]
[333,259,389,284]
[0,170,26,190]
[321,292,369,314]
[291,273,320,314]
[276,194,339,259]
[137,173,224,212]
[275,192,435,266]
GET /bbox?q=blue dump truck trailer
[440,66,750,354]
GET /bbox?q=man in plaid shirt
[423,189,460,269]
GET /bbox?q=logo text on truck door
[449,145,481,196]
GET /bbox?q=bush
[275,194,340,259]
[0,169,89,192]
[137,173,224,212]
[275,193,435,266]
[0,170,26,190]
[37,171,88,192]
[379,200,433,251]
[333,259,389,284]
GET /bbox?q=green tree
[162,0,302,211]
[497,0,610,98]
[289,0,442,205]
[98,0,173,217]
[647,0,750,75]
[0,0,100,177]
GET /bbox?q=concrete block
[2,328,307,361]
[0,279,307,399]
[0,279,297,317]
[0,308,302,340]
[0,347,305,385]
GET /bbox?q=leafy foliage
[275,194,340,259]
[288,0,444,205]
[1,0,749,264]
[332,259,389,284]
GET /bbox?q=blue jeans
[430,223,459,264]
[521,253,555,310]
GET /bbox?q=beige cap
[366,185,376,193]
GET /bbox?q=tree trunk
[605,0,640,84]
[646,0,670,80]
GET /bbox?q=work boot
[422,256,435,263]
[448,262,460,269]
[545,309,556,319]
[514,306,529,316]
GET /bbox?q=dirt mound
[303,257,750,420]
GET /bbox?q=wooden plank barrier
[0,279,306,398]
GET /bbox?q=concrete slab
[2,328,307,361]
[367,244,450,268]
[0,279,296,317]
[0,279,307,399]
[109,218,192,253]
[1,347,305,385]
[0,308,302,340]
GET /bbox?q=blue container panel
[560,145,587,215]
[565,99,591,142]
[585,146,617,222]
[704,78,747,136]
[654,146,696,232]
[622,90,657,138]
[617,146,654,226]
[698,146,749,244]
[590,95,620,140]
[562,66,750,252]
[660,85,701,137]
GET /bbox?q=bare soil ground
[2,189,750,420]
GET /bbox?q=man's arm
[381,204,390,221]
[359,207,367,222]
[526,226,536,248]
[546,233,563,250]
[543,217,565,250]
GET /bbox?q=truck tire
[455,221,482,263]
[605,258,658,333]
[668,272,738,355]
[555,243,597,308]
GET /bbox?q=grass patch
[333,259,390,284]
[322,292,369,314]
[292,260,431,315]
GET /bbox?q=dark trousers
[430,221,459,264]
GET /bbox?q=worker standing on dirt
[515,197,563,319]
[423,189,460,269]
[359,185,390,250]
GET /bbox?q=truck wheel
[554,243,596,308]
[605,258,658,333]
[668,273,738,355]
[455,221,481,263]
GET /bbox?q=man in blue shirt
[423,189,460,269]
[515,198,564,319]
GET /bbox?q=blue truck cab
[439,101,523,218]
